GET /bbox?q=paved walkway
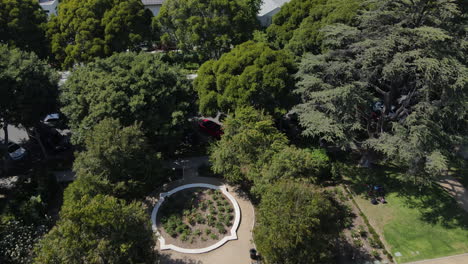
[153,156,256,264]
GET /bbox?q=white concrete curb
[151,183,241,254]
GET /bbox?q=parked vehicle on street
[198,119,223,139]
[43,113,61,127]
[7,142,27,160]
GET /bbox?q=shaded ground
[347,165,468,263]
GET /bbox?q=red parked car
[198,119,223,139]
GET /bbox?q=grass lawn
[347,165,468,263]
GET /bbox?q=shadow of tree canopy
[343,164,468,230]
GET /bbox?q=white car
[7,142,27,160]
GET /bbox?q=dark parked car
[198,119,223,139]
[7,142,27,160]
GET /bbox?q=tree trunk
[2,122,9,174]
[26,127,48,160]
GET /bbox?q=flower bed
[157,188,235,248]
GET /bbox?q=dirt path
[438,176,468,213]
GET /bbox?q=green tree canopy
[194,41,297,117]
[60,52,195,155]
[266,0,364,55]
[254,180,344,264]
[156,0,261,60]
[34,194,156,264]
[72,118,163,198]
[210,107,330,196]
[0,45,58,130]
[210,107,288,184]
[294,0,468,183]
[0,44,58,161]
[47,0,153,68]
[0,0,49,58]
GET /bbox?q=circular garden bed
[157,188,235,248]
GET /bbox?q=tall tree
[294,0,468,183]
[34,195,156,264]
[266,0,364,55]
[210,107,330,196]
[210,107,288,185]
[194,41,297,117]
[0,0,49,58]
[60,52,195,155]
[156,0,261,60]
[0,45,58,166]
[254,180,344,264]
[47,0,153,68]
[73,118,163,198]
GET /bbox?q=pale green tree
[194,41,297,117]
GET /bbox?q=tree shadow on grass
[345,164,468,229]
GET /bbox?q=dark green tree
[210,107,331,196]
[47,0,153,68]
[156,0,261,60]
[210,107,288,184]
[0,0,49,58]
[294,0,468,183]
[254,180,344,264]
[60,52,194,155]
[34,195,156,264]
[0,45,58,166]
[194,41,297,117]
[266,0,364,55]
[73,118,163,198]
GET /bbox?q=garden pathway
[156,156,256,264]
